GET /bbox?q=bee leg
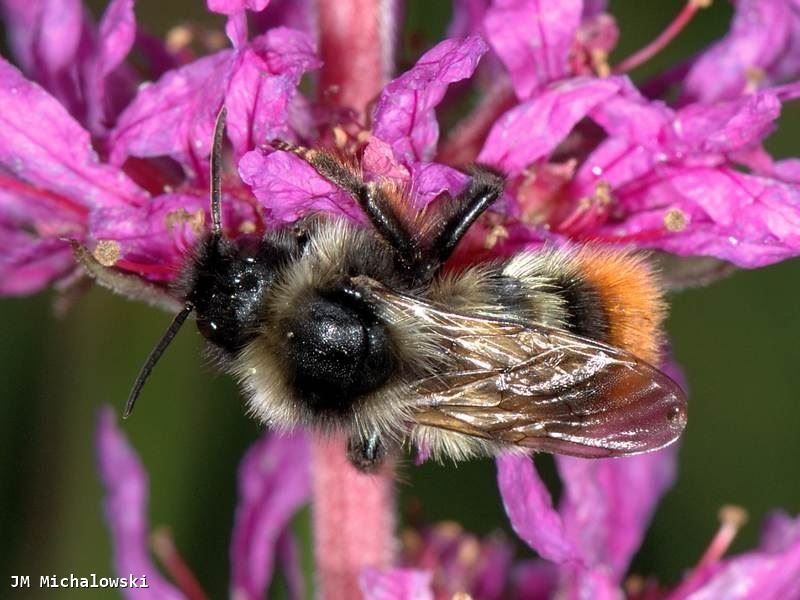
[69,241,185,314]
[271,141,423,273]
[427,164,505,267]
[346,431,386,473]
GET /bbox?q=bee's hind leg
[346,430,387,474]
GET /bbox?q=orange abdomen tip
[574,247,666,365]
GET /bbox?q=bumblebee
[76,110,687,472]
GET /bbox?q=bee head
[124,107,290,417]
[186,233,290,354]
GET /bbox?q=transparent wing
[355,276,687,458]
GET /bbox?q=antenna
[124,303,194,418]
[210,107,227,236]
[124,108,227,417]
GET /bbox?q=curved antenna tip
[123,303,194,418]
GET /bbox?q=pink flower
[468,4,800,269]
[240,35,484,222]
[0,0,138,135]
[96,407,310,600]
[683,0,800,103]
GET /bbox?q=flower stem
[316,0,398,118]
[313,3,398,598]
[311,437,396,599]
[613,0,712,74]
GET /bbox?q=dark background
[2,1,799,598]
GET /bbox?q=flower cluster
[5,0,800,297]
[4,0,800,598]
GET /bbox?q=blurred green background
[2,1,799,598]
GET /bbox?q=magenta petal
[559,567,621,600]
[362,136,412,182]
[88,188,259,281]
[770,9,800,83]
[359,568,434,600]
[225,28,319,157]
[611,166,800,268]
[732,146,800,184]
[34,0,83,75]
[587,78,672,145]
[685,538,800,600]
[496,454,580,564]
[226,55,293,157]
[578,91,781,194]
[509,561,558,600]
[448,0,490,38]
[95,0,137,81]
[556,446,679,579]
[478,77,620,175]
[574,137,660,195]
[484,0,582,99]
[224,11,249,48]
[239,149,364,223]
[0,59,143,207]
[589,79,780,156]
[0,0,42,72]
[669,92,780,156]
[109,49,234,168]
[95,408,185,600]
[761,511,800,553]
[276,529,305,600]
[229,429,310,600]
[409,162,471,207]
[0,230,74,295]
[208,0,270,14]
[683,0,794,102]
[89,193,211,276]
[372,35,488,164]
[84,0,137,131]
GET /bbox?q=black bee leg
[346,431,387,473]
[271,141,423,271]
[271,142,504,281]
[428,165,505,266]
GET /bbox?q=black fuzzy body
[182,217,408,421]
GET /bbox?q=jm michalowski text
[10,574,149,588]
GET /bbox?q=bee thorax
[281,291,396,413]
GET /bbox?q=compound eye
[196,315,218,340]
